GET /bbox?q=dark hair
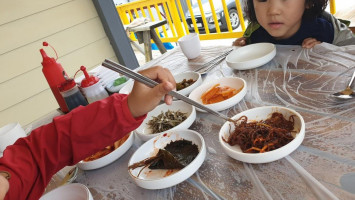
[245,0,329,23]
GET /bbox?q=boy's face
[253,0,306,40]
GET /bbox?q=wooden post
[150,29,167,54]
[143,31,152,62]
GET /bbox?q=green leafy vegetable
[113,77,127,86]
[147,110,187,134]
[128,139,199,171]
[176,79,196,91]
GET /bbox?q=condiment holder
[78,66,109,104]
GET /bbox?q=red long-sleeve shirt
[0,94,145,200]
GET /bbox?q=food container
[58,78,88,112]
[40,183,93,200]
[40,42,69,113]
[78,66,109,103]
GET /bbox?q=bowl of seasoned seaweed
[128,129,206,189]
[135,100,196,141]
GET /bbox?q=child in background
[233,0,355,48]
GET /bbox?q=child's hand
[127,66,176,118]
[302,38,321,49]
[232,37,247,46]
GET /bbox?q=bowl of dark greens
[128,129,206,189]
[174,71,202,96]
[135,100,196,141]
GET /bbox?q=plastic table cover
[45,43,355,200]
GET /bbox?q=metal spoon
[332,71,355,99]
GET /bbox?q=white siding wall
[0,0,118,127]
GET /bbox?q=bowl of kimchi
[188,76,247,112]
[77,132,134,170]
[219,106,305,163]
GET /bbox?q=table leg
[150,29,167,54]
[143,31,152,62]
[129,38,145,55]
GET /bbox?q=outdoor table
[42,43,355,199]
[126,20,168,62]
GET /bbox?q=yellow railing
[330,0,336,14]
[116,0,337,43]
[116,0,246,43]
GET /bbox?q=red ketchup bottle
[40,42,69,113]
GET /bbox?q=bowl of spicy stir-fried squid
[219,106,305,163]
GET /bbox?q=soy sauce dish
[128,129,206,190]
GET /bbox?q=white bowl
[128,129,206,189]
[40,183,93,200]
[174,71,202,96]
[226,43,276,70]
[219,106,305,164]
[189,77,247,112]
[77,132,134,170]
[135,101,196,141]
[106,76,130,93]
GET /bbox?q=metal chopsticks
[193,49,233,73]
[102,59,235,123]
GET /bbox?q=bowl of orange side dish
[77,132,134,170]
[219,106,305,164]
[189,77,247,112]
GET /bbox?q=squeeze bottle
[79,66,109,103]
[58,77,88,112]
[40,42,69,113]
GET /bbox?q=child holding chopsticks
[0,66,176,200]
